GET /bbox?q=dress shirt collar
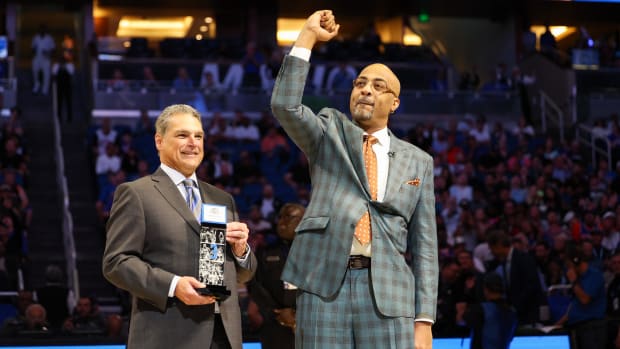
[363,127,390,147]
[159,163,198,186]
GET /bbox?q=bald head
[359,63,401,97]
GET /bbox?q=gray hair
[155,104,202,136]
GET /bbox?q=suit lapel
[383,134,413,203]
[344,120,371,197]
[151,168,201,235]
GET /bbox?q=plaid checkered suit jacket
[271,55,438,320]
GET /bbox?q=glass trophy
[196,204,231,300]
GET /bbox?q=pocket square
[406,178,421,186]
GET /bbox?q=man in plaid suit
[270,10,438,349]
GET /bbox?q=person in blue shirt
[555,243,607,348]
[463,272,517,349]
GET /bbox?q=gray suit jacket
[103,168,256,349]
[271,55,438,320]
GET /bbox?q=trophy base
[196,286,231,300]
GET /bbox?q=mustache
[356,97,374,105]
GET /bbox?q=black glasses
[352,78,396,95]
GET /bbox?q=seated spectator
[229,110,260,143]
[200,71,223,95]
[206,112,233,147]
[1,290,32,330]
[15,304,51,336]
[94,117,118,156]
[121,147,140,179]
[95,170,126,223]
[256,184,280,221]
[469,115,491,144]
[449,172,473,205]
[511,116,535,140]
[140,65,159,91]
[430,69,448,92]
[95,143,121,176]
[245,205,273,237]
[171,66,194,92]
[200,71,225,111]
[1,168,31,228]
[0,214,27,290]
[458,66,481,91]
[2,107,25,142]
[234,151,261,185]
[325,61,356,95]
[134,109,154,136]
[62,296,106,335]
[107,68,128,92]
[260,127,290,156]
[1,135,29,177]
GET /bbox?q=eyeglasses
[352,78,396,95]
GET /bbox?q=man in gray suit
[103,104,256,349]
[271,10,438,349]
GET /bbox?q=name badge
[201,204,227,224]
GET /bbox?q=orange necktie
[354,135,378,245]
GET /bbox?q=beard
[351,104,373,122]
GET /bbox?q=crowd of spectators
[0,107,31,293]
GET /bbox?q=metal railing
[540,90,566,143]
[575,124,613,170]
[52,81,80,300]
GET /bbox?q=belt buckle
[349,256,367,269]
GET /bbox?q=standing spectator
[249,203,305,349]
[52,55,74,122]
[61,33,75,62]
[487,230,544,325]
[34,264,73,330]
[434,261,463,337]
[540,25,557,57]
[31,24,55,95]
[607,253,620,347]
[555,243,607,349]
[241,41,265,88]
[463,273,518,349]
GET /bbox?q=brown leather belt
[348,255,371,269]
